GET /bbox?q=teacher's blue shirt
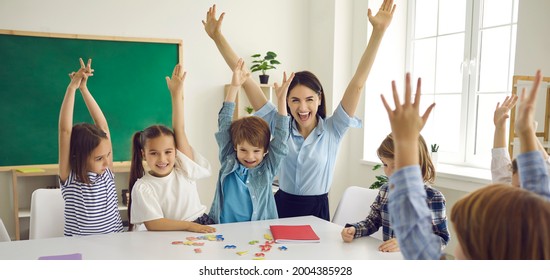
[255,102,361,195]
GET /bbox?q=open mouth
[156,163,169,169]
[298,112,310,122]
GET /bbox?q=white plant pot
[431,152,439,167]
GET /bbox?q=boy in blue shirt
[209,59,293,223]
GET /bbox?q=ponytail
[128,131,145,231]
[126,125,175,231]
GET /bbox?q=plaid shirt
[347,182,449,247]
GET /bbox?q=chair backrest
[0,218,10,242]
[332,186,383,240]
[29,188,65,239]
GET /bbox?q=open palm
[368,0,396,31]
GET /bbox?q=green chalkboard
[0,30,181,166]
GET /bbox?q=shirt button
[246,181,250,183]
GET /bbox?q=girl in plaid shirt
[341,134,449,252]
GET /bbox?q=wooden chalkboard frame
[0,29,183,167]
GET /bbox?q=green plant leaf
[251,54,261,58]
[266,51,277,58]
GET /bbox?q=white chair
[29,188,65,239]
[332,186,383,240]
[0,218,10,242]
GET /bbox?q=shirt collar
[291,115,325,137]
[236,164,249,181]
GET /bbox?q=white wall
[514,0,550,75]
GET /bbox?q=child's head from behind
[377,133,435,182]
[132,125,176,177]
[70,123,111,184]
[230,116,270,169]
[451,184,550,259]
[287,71,327,128]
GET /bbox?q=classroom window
[378,0,518,169]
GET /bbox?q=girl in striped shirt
[58,58,123,236]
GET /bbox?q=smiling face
[235,140,266,169]
[287,84,321,134]
[86,138,111,175]
[142,134,176,177]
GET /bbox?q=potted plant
[245,106,254,116]
[369,164,388,190]
[430,144,439,166]
[250,51,280,84]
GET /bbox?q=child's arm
[215,59,250,163]
[78,58,113,169]
[58,61,91,182]
[225,58,249,103]
[516,71,542,154]
[261,73,293,172]
[144,218,215,233]
[203,4,268,111]
[340,0,395,117]
[491,95,517,183]
[515,70,550,200]
[493,95,518,149]
[166,64,193,161]
[274,72,294,117]
[341,193,384,242]
[381,73,441,259]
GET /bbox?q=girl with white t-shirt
[127,64,216,233]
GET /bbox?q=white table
[0,216,402,260]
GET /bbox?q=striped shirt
[346,182,449,247]
[60,168,123,236]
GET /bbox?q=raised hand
[231,58,250,87]
[68,58,93,91]
[274,71,295,116]
[515,70,542,136]
[368,0,396,31]
[381,73,435,142]
[78,58,94,90]
[202,4,225,40]
[494,95,518,127]
[165,64,187,96]
[274,71,295,101]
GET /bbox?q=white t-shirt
[130,149,211,227]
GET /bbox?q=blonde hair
[377,134,436,183]
[451,184,550,259]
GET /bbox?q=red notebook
[269,225,320,243]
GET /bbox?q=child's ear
[141,149,145,159]
[263,151,269,157]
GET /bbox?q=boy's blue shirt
[209,102,290,224]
